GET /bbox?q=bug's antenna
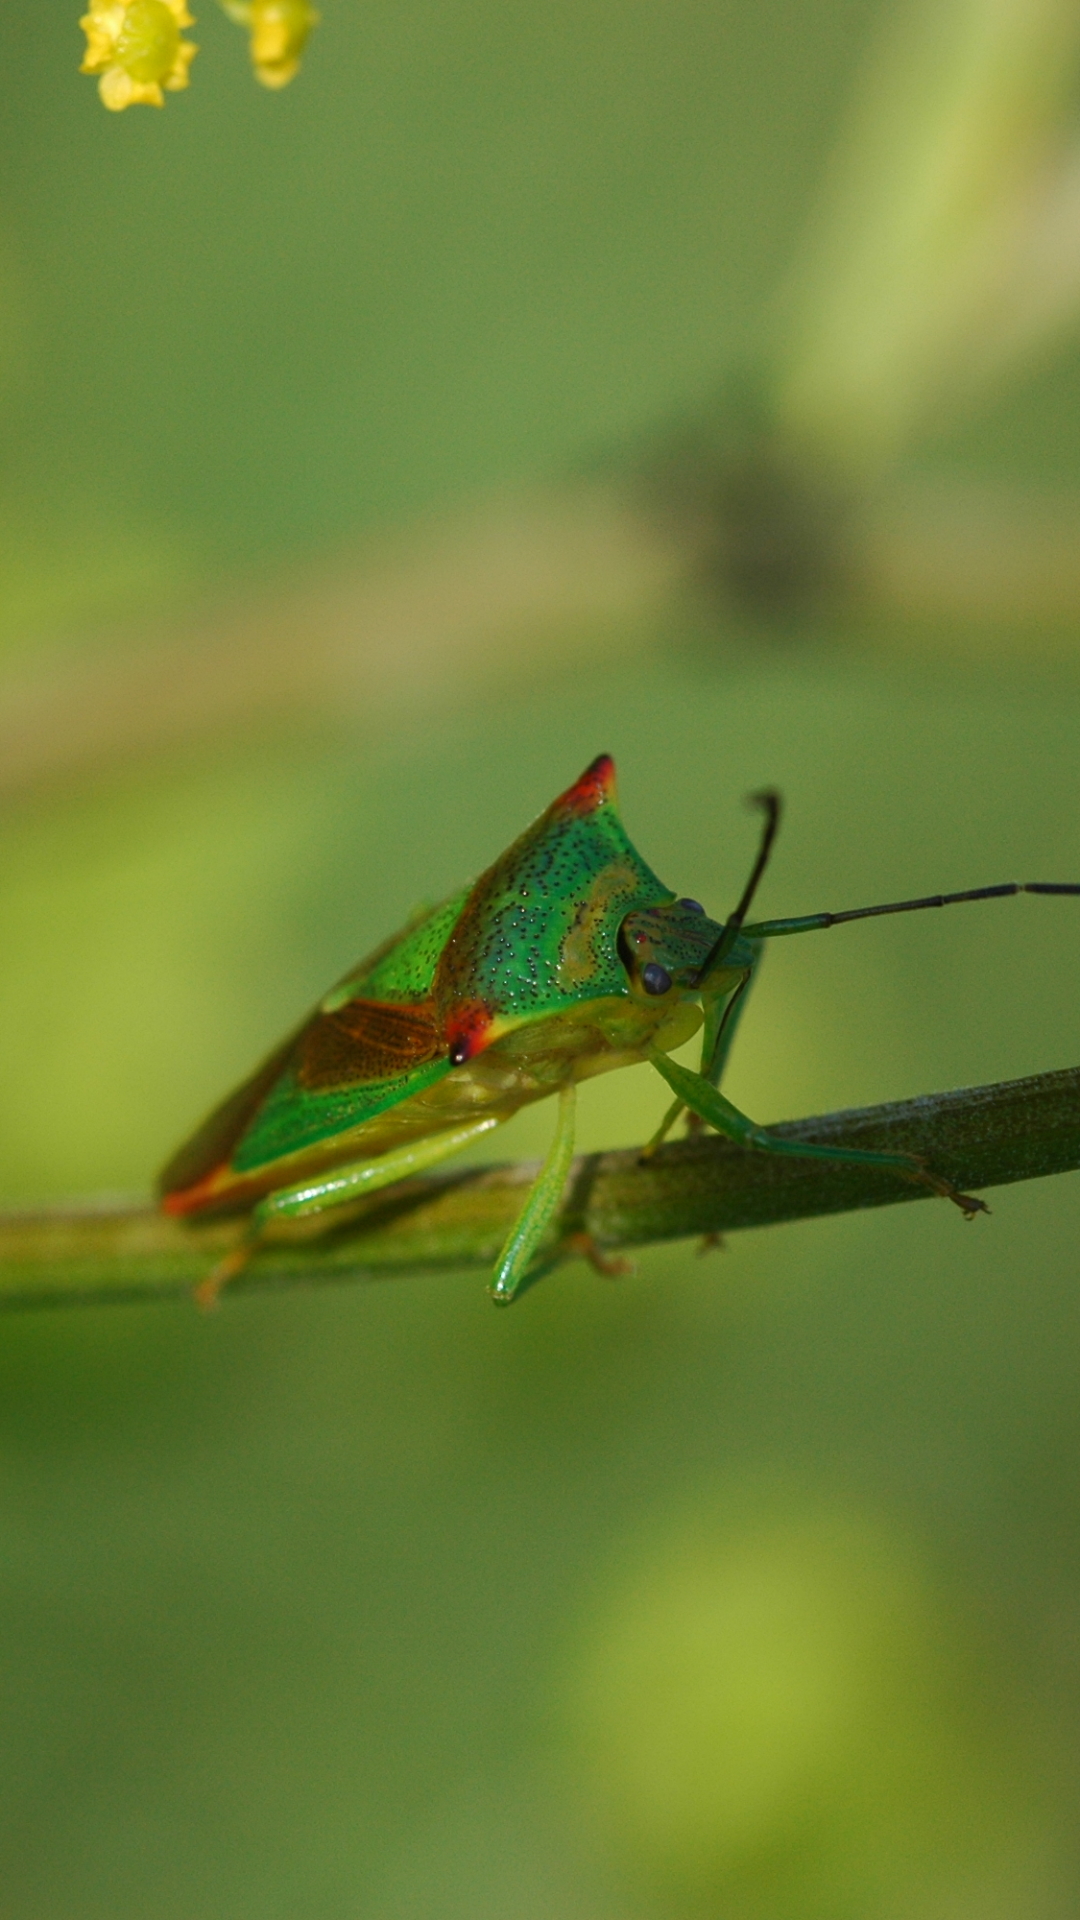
[744,879,1080,943]
[812,881,1080,927]
[695,789,782,982]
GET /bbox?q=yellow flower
[80,0,197,110]
[223,0,319,89]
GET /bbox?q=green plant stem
[0,1067,1076,1310]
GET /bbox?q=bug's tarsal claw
[907,1157,990,1219]
[697,1231,726,1256]
[953,1189,990,1219]
[564,1231,633,1279]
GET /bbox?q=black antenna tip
[747,788,782,826]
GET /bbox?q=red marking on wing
[561,754,616,816]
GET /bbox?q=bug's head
[617,898,730,1000]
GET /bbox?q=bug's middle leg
[489,1081,578,1306]
[648,1050,987,1217]
[193,1113,505,1310]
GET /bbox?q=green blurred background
[4,1,1080,1913]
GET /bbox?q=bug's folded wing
[157,1028,303,1199]
[159,998,444,1203]
[296,998,443,1089]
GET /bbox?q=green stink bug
[160,755,1080,1306]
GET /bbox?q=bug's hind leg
[191,1113,506,1311]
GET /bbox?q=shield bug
[160,755,1079,1305]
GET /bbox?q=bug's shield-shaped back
[159,754,676,1212]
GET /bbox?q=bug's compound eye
[678,898,705,913]
[641,962,672,996]
[448,1040,470,1066]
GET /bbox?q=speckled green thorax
[433,758,675,1031]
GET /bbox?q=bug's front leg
[642,953,763,1157]
[193,1114,505,1310]
[647,1050,988,1218]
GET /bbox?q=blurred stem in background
[775,0,1080,468]
[0,485,680,797]
[30,0,1080,801]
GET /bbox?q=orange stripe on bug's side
[161,1164,239,1217]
